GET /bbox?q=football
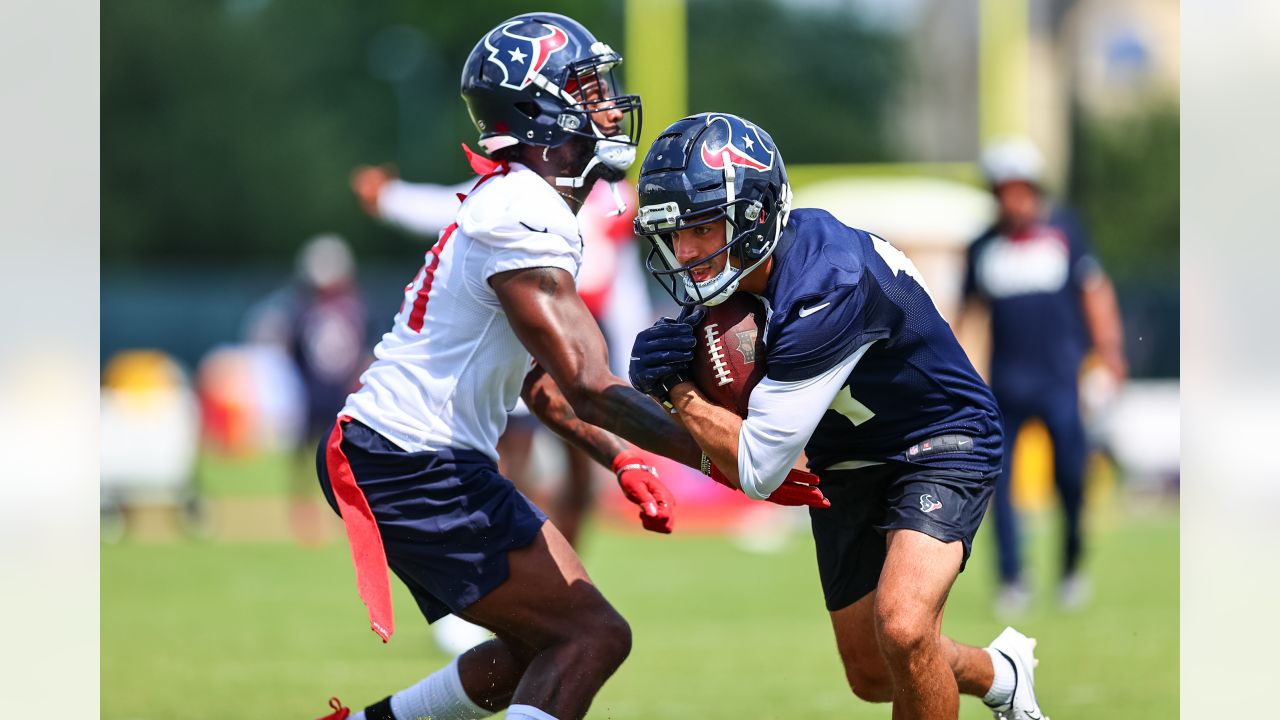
[690,293,768,417]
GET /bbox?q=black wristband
[655,371,691,403]
[363,697,395,720]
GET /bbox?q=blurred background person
[245,234,369,545]
[959,137,1128,616]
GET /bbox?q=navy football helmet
[634,113,791,306]
[461,13,642,186]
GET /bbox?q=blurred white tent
[100,350,201,517]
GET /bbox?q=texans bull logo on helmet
[699,114,775,172]
[483,20,570,91]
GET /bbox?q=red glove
[708,463,830,509]
[612,452,676,534]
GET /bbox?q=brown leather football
[690,293,768,417]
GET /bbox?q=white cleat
[986,626,1049,720]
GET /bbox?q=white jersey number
[870,234,942,317]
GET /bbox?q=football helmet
[634,113,791,306]
[460,13,642,186]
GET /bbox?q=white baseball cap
[979,137,1045,188]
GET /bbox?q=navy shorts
[808,461,996,612]
[316,418,547,623]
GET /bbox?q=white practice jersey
[341,164,582,460]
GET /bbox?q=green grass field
[102,487,1177,720]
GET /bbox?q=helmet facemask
[548,46,641,187]
[638,168,791,307]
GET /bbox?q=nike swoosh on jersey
[519,221,549,234]
[798,301,832,318]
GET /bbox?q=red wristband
[611,451,655,477]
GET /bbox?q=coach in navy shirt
[960,138,1127,615]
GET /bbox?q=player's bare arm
[667,381,744,488]
[522,364,629,468]
[491,265,702,467]
[522,363,677,533]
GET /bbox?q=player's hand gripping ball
[690,293,768,417]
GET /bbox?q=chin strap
[554,154,601,189]
[555,116,635,189]
[604,181,628,216]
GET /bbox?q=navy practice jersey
[761,209,1002,474]
[963,205,1098,398]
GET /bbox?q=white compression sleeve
[377,179,475,237]
[737,342,874,500]
[388,656,492,720]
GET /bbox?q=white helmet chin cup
[682,263,740,306]
[555,132,635,188]
[597,137,635,171]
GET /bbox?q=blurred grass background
[102,455,1176,719]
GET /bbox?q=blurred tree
[1068,103,1179,378]
[102,0,901,264]
[1068,103,1179,284]
[687,0,904,164]
[102,0,620,265]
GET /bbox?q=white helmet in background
[980,137,1045,189]
[297,233,355,290]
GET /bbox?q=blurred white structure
[100,350,201,504]
[1094,379,1179,489]
[795,176,994,319]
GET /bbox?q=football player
[628,113,1049,720]
[313,16,824,720]
[348,167,656,548]
[959,138,1127,615]
[348,167,658,656]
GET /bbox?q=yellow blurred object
[1011,418,1054,510]
[1011,418,1116,512]
[103,349,185,397]
[1085,449,1117,508]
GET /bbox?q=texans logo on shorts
[700,114,775,172]
[919,494,943,513]
[483,20,570,91]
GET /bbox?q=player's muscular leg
[829,593,894,702]
[873,529,959,718]
[830,587,994,708]
[873,529,995,718]
[453,633,539,712]
[459,522,631,719]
